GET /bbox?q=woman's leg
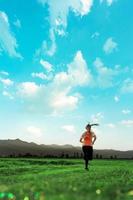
[82,146,89,169]
[85,159,89,169]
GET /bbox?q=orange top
[80,131,95,146]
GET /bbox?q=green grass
[0,158,133,200]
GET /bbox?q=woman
[79,123,98,170]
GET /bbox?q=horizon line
[0,138,133,152]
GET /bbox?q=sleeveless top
[81,131,95,146]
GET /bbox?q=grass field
[0,158,133,200]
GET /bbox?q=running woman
[79,123,99,170]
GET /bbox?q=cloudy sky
[0,0,133,150]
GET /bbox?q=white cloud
[0,11,22,58]
[40,59,53,72]
[121,120,133,127]
[93,57,117,88]
[31,72,52,80]
[27,126,43,137]
[122,109,131,115]
[121,79,133,93]
[0,71,9,76]
[17,51,90,114]
[103,37,117,54]
[91,32,100,39]
[50,91,83,113]
[18,82,40,97]
[17,80,80,114]
[51,89,79,110]
[13,19,21,28]
[100,0,115,6]
[91,112,104,123]
[114,95,119,102]
[54,51,92,87]
[25,125,43,144]
[67,51,92,86]
[38,0,93,56]
[0,78,14,86]
[39,28,56,56]
[106,123,115,128]
[49,51,91,111]
[80,0,93,15]
[2,90,14,99]
[61,124,76,133]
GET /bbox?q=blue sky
[0,0,133,150]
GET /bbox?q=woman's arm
[79,132,85,143]
[79,137,83,143]
[92,133,97,145]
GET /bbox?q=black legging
[82,146,93,168]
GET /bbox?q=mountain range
[0,139,132,159]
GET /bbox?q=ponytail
[85,123,99,129]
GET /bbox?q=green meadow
[0,158,133,200]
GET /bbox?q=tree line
[0,152,131,159]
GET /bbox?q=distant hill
[0,139,133,159]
